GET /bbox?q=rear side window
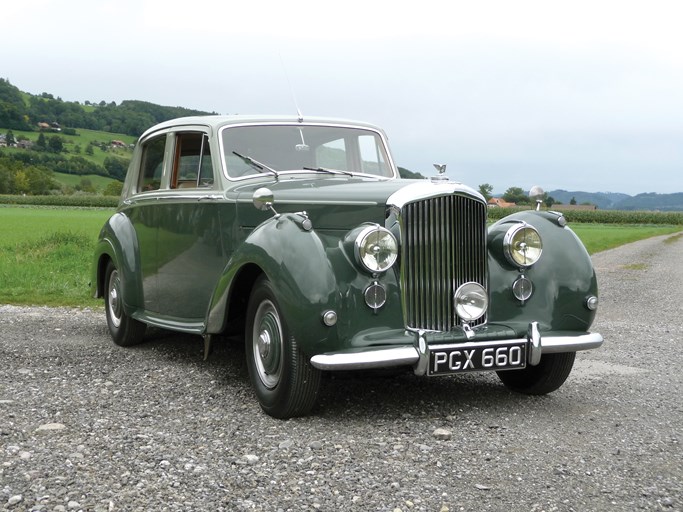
[172,133,214,189]
[139,136,166,192]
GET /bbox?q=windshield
[221,124,394,179]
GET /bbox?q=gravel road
[1,232,682,512]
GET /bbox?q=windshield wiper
[304,166,355,177]
[232,151,280,178]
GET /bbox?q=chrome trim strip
[387,181,485,209]
[309,331,603,372]
[234,198,378,206]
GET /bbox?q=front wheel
[245,276,321,418]
[104,261,146,347]
[497,352,576,395]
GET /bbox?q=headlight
[503,223,542,268]
[355,225,398,273]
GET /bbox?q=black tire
[245,276,321,418]
[104,261,146,347]
[497,352,576,395]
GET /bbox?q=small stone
[7,495,23,506]
[433,428,452,440]
[475,484,491,490]
[36,423,66,432]
[439,506,450,512]
[309,440,323,450]
[68,501,81,509]
[243,454,259,465]
[279,440,294,450]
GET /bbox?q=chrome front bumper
[310,322,603,376]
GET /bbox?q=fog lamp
[454,282,488,321]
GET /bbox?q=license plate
[428,340,527,376]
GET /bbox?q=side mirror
[253,187,275,211]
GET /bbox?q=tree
[478,183,493,201]
[104,156,130,181]
[103,181,124,196]
[48,135,64,153]
[5,130,16,146]
[36,132,47,149]
[85,144,94,156]
[545,196,556,208]
[502,187,530,205]
[570,196,577,205]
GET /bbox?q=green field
[51,172,119,192]
[0,206,681,307]
[0,207,113,306]
[571,223,683,253]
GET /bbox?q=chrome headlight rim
[354,225,398,274]
[454,282,488,322]
[503,222,543,268]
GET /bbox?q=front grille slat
[401,194,488,331]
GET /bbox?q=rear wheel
[497,352,575,395]
[104,261,146,347]
[245,276,321,418]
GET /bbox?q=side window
[358,134,389,176]
[139,136,166,192]
[172,133,214,188]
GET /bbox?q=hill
[548,190,683,212]
[0,78,215,136]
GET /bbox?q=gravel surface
[1,232,682,512]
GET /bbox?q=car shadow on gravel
[114,329,561,420]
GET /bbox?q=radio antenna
[279,53,303,122]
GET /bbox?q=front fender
[91,212,144,314]
[487,210,598,335]
[206,213,340,354]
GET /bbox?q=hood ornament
[431,163,449,182]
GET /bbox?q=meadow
[0,206,681,308]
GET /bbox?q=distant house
[488,197,516,208]
[110,140,126,148]
[0,134,6,147]
[17,139,33,149]
[37,122,51,130]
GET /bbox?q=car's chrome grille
[400,194,488,331]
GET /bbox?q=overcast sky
[4,0,683,195]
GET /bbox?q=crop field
[0,206,681,308]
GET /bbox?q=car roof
[140,115,387,139]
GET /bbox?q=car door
[154,129,226,322]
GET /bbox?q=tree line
[0,78,215,136]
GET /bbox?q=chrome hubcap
[107,269,122,328]
[252,300,283,389]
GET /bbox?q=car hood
[233,176,484,230]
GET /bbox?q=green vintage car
[92,115,603,418]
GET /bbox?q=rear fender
[91,212,144,314]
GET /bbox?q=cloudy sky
[4,0,683,195]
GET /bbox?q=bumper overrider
[310,321,603,376]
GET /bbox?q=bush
[0,194,118,208]
[487,207,683,225]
